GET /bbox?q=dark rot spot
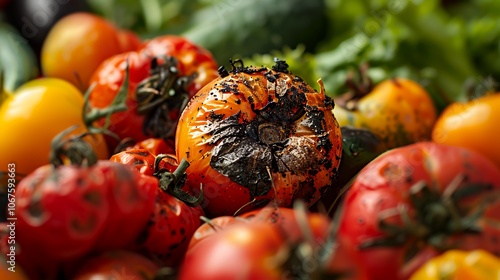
[292,178,316,203]
[128,150,150,157]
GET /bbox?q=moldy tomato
[88,35,218,151]
[333,69,437,149]
[432,92,500,169]
[176,60,343,217]
[334,142,500,279]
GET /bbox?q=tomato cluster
[2,8,500,280]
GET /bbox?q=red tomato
[179,221,287,280]
[135,189,204,267]
[71,250,159,280]
[334,142,500,279]
[176,61,343,217]
[88,36,218,151]
[41,12,123,90]
[124,137,175,156]
[117,29,142,53]
[187,216,243,250]
[91,161,158,251]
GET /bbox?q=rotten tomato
[176,59,343,217]
[333,142,500,279]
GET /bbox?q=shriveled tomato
[16,132,157,270]
[0,78,108,182]
[91,161,158,251]
[88,35,218,152]
[410,250,500,280]
[333,75,437,149]
[334,142,500,279]
[176,60,343,217]
[41,12,124,90]
[432,93,500,169]
[71,250,159,280]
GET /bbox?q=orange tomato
[41,12,123,91]
[432,93,500,169]
[333,78,438,149]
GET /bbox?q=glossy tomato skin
[91,161,158,251]
[0,78,108,183]
[135,189,204,267]
[71,250,159,280]
[187,215,243,250]
[432,93,500,169]
[88,36,218,152]
[334,78,437,149]
[41,12,124,90]
[410,250,500,280]
[139,35,219,96]
[128,137,176,155]
[334,142,500,280]
[176,65,343,217]
[110,148,179,176]
[179,221,286,280]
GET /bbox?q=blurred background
[1,0,500,110]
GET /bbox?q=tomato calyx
[334,63,373,111]
[359,174,496,261]
[154,157,203,207]
[84,61,130,138]
[49,125,98,168]
[136,56,194,140]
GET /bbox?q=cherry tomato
[0,78,108,181]
[334,142,500,279]
[333,78,437,149]
[432,93,500,169]
[91,161,158,252]
[176,60,343,217]
[117,29,142,53]
[179,221,287,280]
[135,189,204,267]
[139,35,219,96]
[88,36,218,151]
[187,215,243,250]
[410,250,500,280]
[41,12,123,90]
[71,250,159,280]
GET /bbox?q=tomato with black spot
[176,60,343,217]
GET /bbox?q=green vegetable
[0,23,39,93]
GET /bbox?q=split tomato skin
[334,78,437,149]
[432,93,500,169]
[334,142,500,279]
[176,64,343,217]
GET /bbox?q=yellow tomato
[432,93,500,169]
[333,78,438,149]
[410,250,500,280]
[0,78,109,179]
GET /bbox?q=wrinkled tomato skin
[71,250,159,280]
[334,78,437,149]
[176,67,343,217]
[139,35,219,96]
[179,222,285,280]
[110,148,157,176]
[92,161,158,251]
[128,137,175,155]
[432,93,500,169]
[16,165,110,262]
[335,142,500,280]
[135,189,204,267]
